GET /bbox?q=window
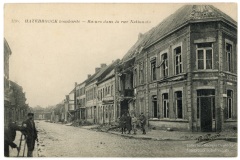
[197,43,213,70]
[152,95,157,118]
[91,107,93,118]
[162,93,169,118]
[227,90,233,119]
[111,85,113,95]
[108,86,110,94]
[151,60,156,81]
[161,53,168,77]
[86,91,88,101]
[226,43,232,72]
[139,62,144,84]
[175,91,182,119]
[105,106,108,119]
[197,98,200,119]
[134,68,137,87]
[174,46,182,74]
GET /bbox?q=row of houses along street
[46,5,237,132]
[4,39,31,127]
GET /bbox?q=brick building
[117,5,237,132]
[76,82,86,120]
[97,60,119,124]
[4,39,30,126]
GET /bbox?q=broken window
[139,62,144,84]
[174,46,182,74]
[134,68,137,87]
[111,85,113,96]
[161,53,168,77]
[151,60,156,81]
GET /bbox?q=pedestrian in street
[4,118,26,157]
[131,114,138,135]
[119,114,126,134]
[22,113,38,157]
[139,112,146,134]
[125,113,132,134]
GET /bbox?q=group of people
[4,113,38,157]
[119,112,146,135]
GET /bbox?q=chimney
[101,63,107,68]
[75,82,77,87]
[138,33,143,39]
[87,74,91,78]
[95,67,101,73]
[65,95,69,101]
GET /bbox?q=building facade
[4,39,30,126]
[76,82,86,120]
[117,5,237,132]
[97,60,119,124]
[85,64,107,123]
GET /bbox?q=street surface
[35,121,237,157]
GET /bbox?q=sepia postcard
[3,3,237,157]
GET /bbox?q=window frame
[225,39,234,72]
[150,57,157,81]
[160,49,169,78]
[162,93,169,119]
[227,89,233,119]
[172,43,183,75]
[134,67,137,87]
[139,62,144,84]
[196,43,213,70]
[175,91,183,119]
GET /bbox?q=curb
[93,129,238,142]
[98,130,195,141]
[85,127,238,142]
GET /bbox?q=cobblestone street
[32,121,237,157]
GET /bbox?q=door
[120,100,128,116]
[200,97,212,132]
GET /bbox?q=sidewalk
[90,126,237,142]
[58,121,237,142]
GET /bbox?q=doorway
[197,89,215,132]
[120,100,128,116]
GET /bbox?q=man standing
[125,113,132,134]
[4,119,26,157]
[131,114,138,135]
[22,113,38,157]
[119,114,127,134]
[139,112,146,134]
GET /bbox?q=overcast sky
[4,3,237,107]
